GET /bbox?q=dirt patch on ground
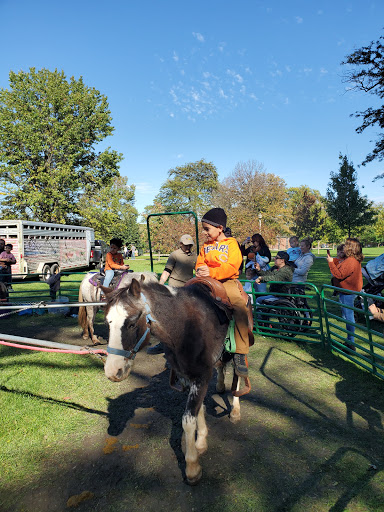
[1,314,384,512]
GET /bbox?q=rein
[107,292,156,360]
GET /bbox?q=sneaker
[233,353,248,377]
[146,342,165,355]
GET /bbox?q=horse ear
[129,278,141,297]
[140,274,145,283]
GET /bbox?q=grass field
[1,250,384,510]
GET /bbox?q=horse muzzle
[104,356,132,382]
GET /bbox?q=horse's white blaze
[105,303,132,380]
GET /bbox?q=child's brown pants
[222,279,249,355]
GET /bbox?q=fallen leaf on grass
[122,444,139,451]
[103,436,118,454]
[67,491,94,507]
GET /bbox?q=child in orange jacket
[195,208,252,377]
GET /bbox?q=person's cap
[276,251,289,262]
[180,234,194,245]
[201,208,227,228]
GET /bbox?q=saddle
[184,276,233,310]
[184,277,254,345]
[89,270,132,289]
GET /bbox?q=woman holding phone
[326,238,363,352]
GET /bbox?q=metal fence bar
[321,284,384,380]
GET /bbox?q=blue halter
[107,292,156,360]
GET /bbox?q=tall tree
[77,176,139,246]
[153,159,219,217]
[326,154,374,237]
[0,68,122,223]
[214,160,290,243]
[289,186,326,240]
[342,33,384,170]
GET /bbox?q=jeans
[256,294,277,305]
[103,269,115,288]
[254,281,267,293]
[339,292,356,344]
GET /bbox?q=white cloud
[173,51,179,62]
[320,67,328,74]
[227,69,243,83]
[192,32,205,43]
[295,16,303,23]
[135,182,159,194]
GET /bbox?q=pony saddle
[89,270,133,289]
[184,277,233,324]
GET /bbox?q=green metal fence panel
[240,280,324,345]
[321,284,384,379]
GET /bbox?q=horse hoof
[186,468,202,486]
[230,410,241,423]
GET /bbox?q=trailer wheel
[40,264,52,282]
[50,263,60,276]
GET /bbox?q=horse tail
[78,286,88,331]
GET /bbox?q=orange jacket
[105,252,124,271]
[328,256,362,292]
[196,237,242,281]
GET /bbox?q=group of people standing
[240,233,316,298]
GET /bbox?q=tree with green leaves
[326,154,374,237]
[0,67,122,223]
[152,159,219,217]
[289,186,326,240]
[77,176,139,246]
[342,33,384,171]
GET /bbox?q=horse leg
[230,372,241,423]
[216,364,226,394]
[182,382,208,485]
[195,404,208,455]
[87,305,99,344]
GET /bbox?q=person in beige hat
[148,234,197,354]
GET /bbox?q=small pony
[78,270,158,344]
[103,276,251,485]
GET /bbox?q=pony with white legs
[103,276,252,484]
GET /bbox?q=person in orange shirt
[103,238,130,289]
[196,208,252,378]
[327,237,363,351]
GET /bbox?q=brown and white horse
[78,271,158,344]
[103,277,247,485]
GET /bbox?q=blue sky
[1,0,384,218]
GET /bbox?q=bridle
[107,292,155,360]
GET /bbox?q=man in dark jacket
[254,251,295,303]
